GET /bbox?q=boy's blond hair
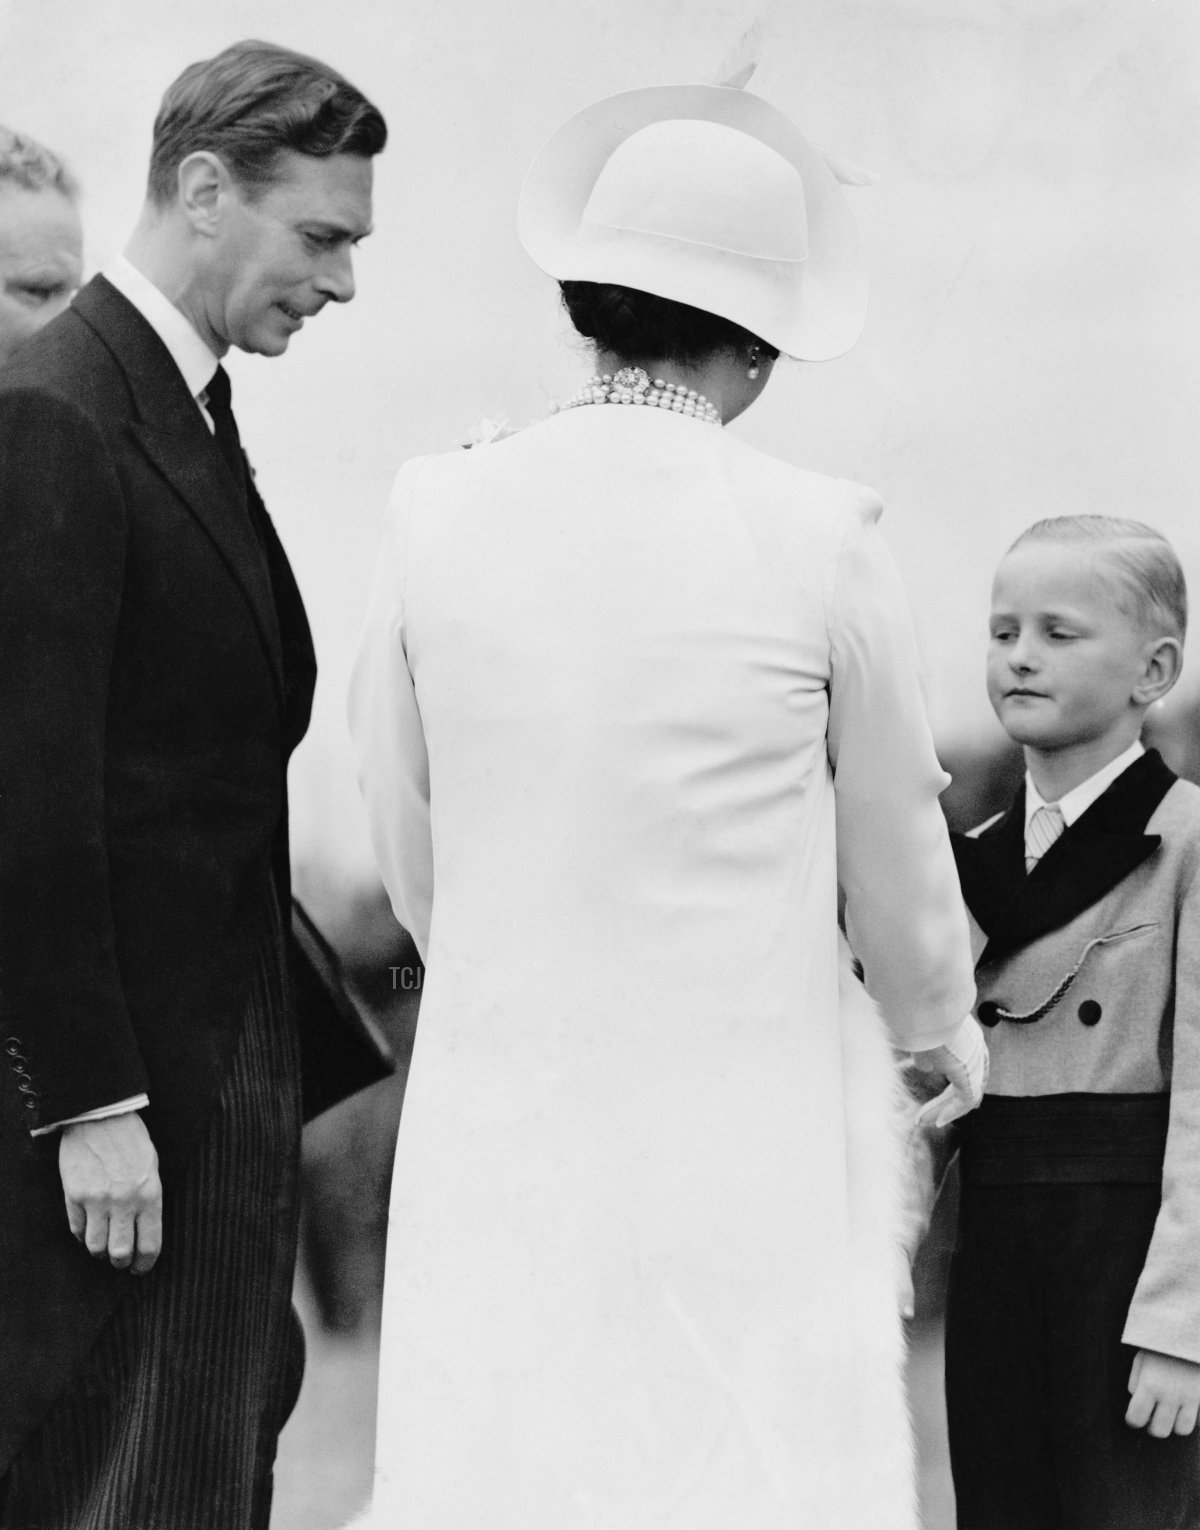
[1010,515,1187,643]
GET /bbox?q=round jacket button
[22,1098,37,1112]
[977,1000,1002,1028]
[4,1041,21,1057]
[1078,999,1102,1026]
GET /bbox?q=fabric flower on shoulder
[458,416,519,450]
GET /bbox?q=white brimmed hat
[517,83,868,362]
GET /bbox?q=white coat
[347,404,974,1529]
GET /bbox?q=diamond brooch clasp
[612,366,651,397]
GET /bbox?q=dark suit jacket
[0,276,317,1470]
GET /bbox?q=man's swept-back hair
[147,39,387,205]
[0,125,79,201]
[1011,515,1187,642]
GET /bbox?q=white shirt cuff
[30,1094,150,1138]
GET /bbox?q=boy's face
[987,541,1159,755]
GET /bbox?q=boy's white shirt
[1024,737,1146,835]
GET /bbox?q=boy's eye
[989,628,1016,643]
[1047,629,1077,642]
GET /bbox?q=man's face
[0,184,83,367]
[202,150,374,357]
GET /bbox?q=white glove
[912,1015,989,1128]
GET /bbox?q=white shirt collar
[1025,737,1146,830]
[102,252,219,402]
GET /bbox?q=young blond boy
[947,516,1200,1529]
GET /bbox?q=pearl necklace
[552,366,723,425]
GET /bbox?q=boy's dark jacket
[953,748,1200,1363]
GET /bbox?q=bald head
[0,127,83,368]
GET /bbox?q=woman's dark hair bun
[559,281,778,368]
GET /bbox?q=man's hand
[59,1114,162,1275]
[1127,1349,1200,1437]
[912,1015,990,1127]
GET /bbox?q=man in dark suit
[0,40,386,1529]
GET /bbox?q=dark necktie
[202,372,294,708]
[204,365,273,581]
[204,364,245,491]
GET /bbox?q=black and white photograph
[1,2,1198,1526]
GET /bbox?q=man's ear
[1135,636,1184,705]
[176,152,229,236]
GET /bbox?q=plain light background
[2,0,1197,899]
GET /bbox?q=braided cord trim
[984,923,1157,1026]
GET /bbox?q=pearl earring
[747,349,760,380]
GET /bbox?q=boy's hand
[1126,1349,1200,1437]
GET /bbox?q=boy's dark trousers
[945,1094,1200,1530]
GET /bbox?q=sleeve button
[1078,999,1102,1026]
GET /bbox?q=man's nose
[317,247,356,304]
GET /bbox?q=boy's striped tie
[1025,803,1065,872]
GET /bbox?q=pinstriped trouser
[0,902,304,1530]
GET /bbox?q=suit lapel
[245,473,317,755]
[954,749,1176,966]
[952,788,1026,937]
[72,277,284,703]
